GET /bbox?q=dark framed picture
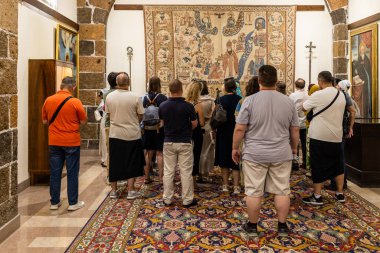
[350,23,378,118]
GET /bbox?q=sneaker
[222,185,229,192]
[233,186,241,195]
[117,180,128,187]
[127,191,143,200]
[50,201,62,210]
[325,184,337,191]
[163,200,173,207]
[335,193,346,203]
[183,199,197,208]
[68,201,85,211]
[242,222,258,237]
[110,190,119,199]
[302,194,323,205]
[278,222,289,236]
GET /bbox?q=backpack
[210,90,227,130]
[142,94,160,126]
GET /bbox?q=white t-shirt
[303,87,346,143]
[289,89,308,129]
[105,90,144,141]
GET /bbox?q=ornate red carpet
[66,172,380,252]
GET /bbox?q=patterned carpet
[66,170,380,252]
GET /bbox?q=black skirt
[310,138,343,184]
[109,138,145,182]
[143,128,165,151]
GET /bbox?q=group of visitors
[42,64,355,237]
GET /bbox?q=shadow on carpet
[66,171,380,252]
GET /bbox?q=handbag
[94,110,102,122]
[210,90,227,130]
[307,90,340,122]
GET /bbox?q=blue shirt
[159,97,197,143]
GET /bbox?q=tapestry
[66,172,380,252]
[144,5,296,95]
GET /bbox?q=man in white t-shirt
[302,71,346,205]
[289,78,308,168]
[105,73,145,200]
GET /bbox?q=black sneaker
[242,222,259,237]
[183,199,197,208]
[278,223,289,236]
[302,194,323,205]
[325,184,337,191]
[335,193,346,203]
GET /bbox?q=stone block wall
[77,0,115,149]
[325,0,349,80]
[0,0,18,231]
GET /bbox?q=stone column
[325,0,349,80]
[77,0,115,149]
[0,0,19,243]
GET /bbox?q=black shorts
[143,128,164,151]
[309,138,344,184]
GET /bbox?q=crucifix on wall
[305,41,316,85]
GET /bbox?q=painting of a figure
[350,23,378,118]
[56,25,79,87]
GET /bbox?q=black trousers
[298,128,307,166]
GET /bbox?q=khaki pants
[199,124,215,176]
[163,142,194,205]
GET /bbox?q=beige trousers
[163,142,194,205]
[105,127,110,177]
[199,123,215,176]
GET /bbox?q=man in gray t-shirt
[232,65,299,237]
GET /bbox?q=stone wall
[0,0,19,239]
[77,0,115,149]
[325,0,349,80]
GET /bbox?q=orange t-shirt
[42,90,87,146]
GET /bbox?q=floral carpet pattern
[66,171,380,252]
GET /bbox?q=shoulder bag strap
[312,90,340,119]
[49,96,73,126]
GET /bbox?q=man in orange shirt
[42,77,87,211]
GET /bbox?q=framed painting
[350,23,378,118]
[55,24,79,93]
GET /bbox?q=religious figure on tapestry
[222,40,239,78]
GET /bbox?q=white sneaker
[233,186,241,195]
[109,190,119,199]
[222,185,229,192]
[127,191,143,200]
[68,201,85,211]
[117,180,128,187]
[50,201,62,210]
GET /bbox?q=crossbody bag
[307,90,340,122]
[49,96,73,126]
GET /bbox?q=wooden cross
[214,13,225,19]
[305,41,316,85]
